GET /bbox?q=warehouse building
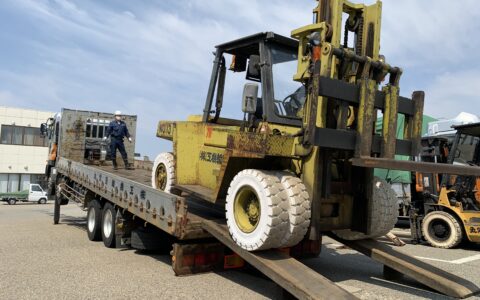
[0,106,53,193]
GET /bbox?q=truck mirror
[40,123,47,137]
[242,83,258,114]
[246,55,261,82]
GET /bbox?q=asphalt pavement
[0,202,479,300]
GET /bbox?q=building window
[12,126,24,145]
[0,173,46,193]
[0,125,47,147]
[0,125,13,144]
[24,127,35,145]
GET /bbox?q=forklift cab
[202,32,305,129]
[446,122,480,204]
[449,122,480,167]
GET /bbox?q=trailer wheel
[38,198,47,204]
[333,177,398,240]
[87,200,103,241]
[226,169,288,251]
[421,211,462,249]
[276,172,311,248]
[102,203,117,248]
[8,198,16,205]
[152,152,176,193]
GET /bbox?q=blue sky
[0,0,479,158]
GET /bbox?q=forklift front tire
[421,211,462,249]
[226,169,288,251]
[276,172,311,248]
[333,177,398,240]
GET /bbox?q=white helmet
[114,110,122,116]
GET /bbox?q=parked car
[0,184,48,205]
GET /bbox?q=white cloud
[381,0,480,68]
[424,70,480,118]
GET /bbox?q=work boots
[112,159,118,170]
[124,159,134,170]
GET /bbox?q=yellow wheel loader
[411,122,480,248]
[152,0,480,252]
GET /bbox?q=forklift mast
[289,0,425,238]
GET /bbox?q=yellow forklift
[151,0,480,252]
[410,122,480,248]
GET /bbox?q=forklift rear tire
[102,203,117,248]
[333,177,398,240]
[421,211,462,249]
[87,200,103,241]
[276,172,311,248]
[226,169,288,251]
[152,152,176,193]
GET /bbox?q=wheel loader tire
[152,152,176,193]
[226,169,288,251]
[333,177,398,240]
[86,200,102,241]
[276,172,311,248]
[421,211,462,249]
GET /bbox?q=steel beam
[202,220,357,300]
[351,157,480,176]
[327,234,480,299]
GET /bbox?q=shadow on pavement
[46,210,277,299]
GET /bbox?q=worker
[104,111,133,170]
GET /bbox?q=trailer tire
[102,203,117,248]
[276,172,311,248]
[226,169,288,251]
[38,198,47,204]
[152,152,176,193]
[421,211,462,249]
[8,198,16,205]
[333,177,398,240]
[87,200,102,241]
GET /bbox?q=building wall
[0,106,54,192]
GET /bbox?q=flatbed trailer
[53,156,479,299]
